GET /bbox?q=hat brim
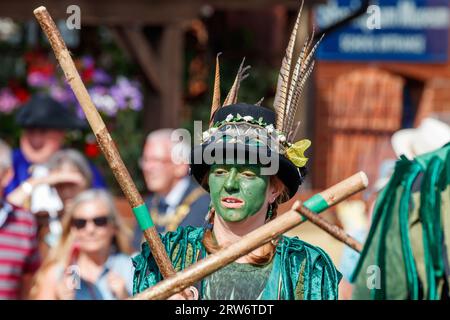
[190,143,303,199]
[16,95,86,130]
[391,129,416,159]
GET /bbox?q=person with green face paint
[132,2,341,300]
[209,164,269,223]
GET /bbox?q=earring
[266,203,273,220]
[205,202,214,225]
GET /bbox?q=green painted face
[208,163,269,222]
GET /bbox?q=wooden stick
[292,202,363,253]
[132,171,368,300]
[33,6,176,279]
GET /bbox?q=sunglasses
[72,216,110,229]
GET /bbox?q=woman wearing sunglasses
[30,189,134,300]
[7,149,94,257]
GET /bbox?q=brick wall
[312,61,450,190]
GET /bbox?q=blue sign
[314,0,449,62]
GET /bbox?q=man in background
[0,138,40,299]
[132,129,210,250]
[5,93,106,196]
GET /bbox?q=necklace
[150,187,205,232]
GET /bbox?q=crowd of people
[0,93,210,300]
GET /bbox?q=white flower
[243,115,254,122]
[279,135,286,142]
[265,124,274,133]
[225,114,233,122]
[202,131,210,141]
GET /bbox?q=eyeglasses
[71,216,110,229]
[138,156,174,169]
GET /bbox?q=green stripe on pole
[303,194,329,213]
[133,204,154,230]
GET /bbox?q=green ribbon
[133,204,154,230]
[302,194,329,220]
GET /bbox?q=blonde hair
[0,138,11,170]
[29,189,132,298]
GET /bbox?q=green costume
[352,143,450,299]
[133,226,341,300]
[132,3,341,300]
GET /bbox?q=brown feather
[273,0,304,131]
[286,60,315,135]
[209,52,222,127]
[284,34,323,135]
[288,120,302,142]
[223,58,251,106]
[255,97,265,106]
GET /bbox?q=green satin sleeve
[261,235,341,300]
[132,226,206,295]
[293,241,342,300]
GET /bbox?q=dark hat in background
[15,93,86,130]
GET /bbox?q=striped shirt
[0,200,40,299]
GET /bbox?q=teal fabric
[203,259,274,299]
[351,144,450,300]
[419,157,444,299]
[132,226,341,300]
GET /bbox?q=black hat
[190,103,308,199]
[16,93,86,130]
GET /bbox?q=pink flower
[0,88,20,113]
[110,77,143,111]
[27,71,55,88]
[89,86,119,116]
[50,84,76,105]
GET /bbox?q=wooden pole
[132,171,368,300]
[33,6,176,279]
[292,201,363,253]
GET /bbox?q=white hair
[146,128,177,143]
[146,128,190,165]
[0,138,12,170]
[45,149,93,186]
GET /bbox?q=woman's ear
[268,182,282,204]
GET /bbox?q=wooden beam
[110,23,186,129]
[110,24,185,129]
[160,22,185,128]
[108,26,133,60]
[119,26,162,92]
[2,0,198,25]
[201,0,327,10]
[2,0,324,24]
